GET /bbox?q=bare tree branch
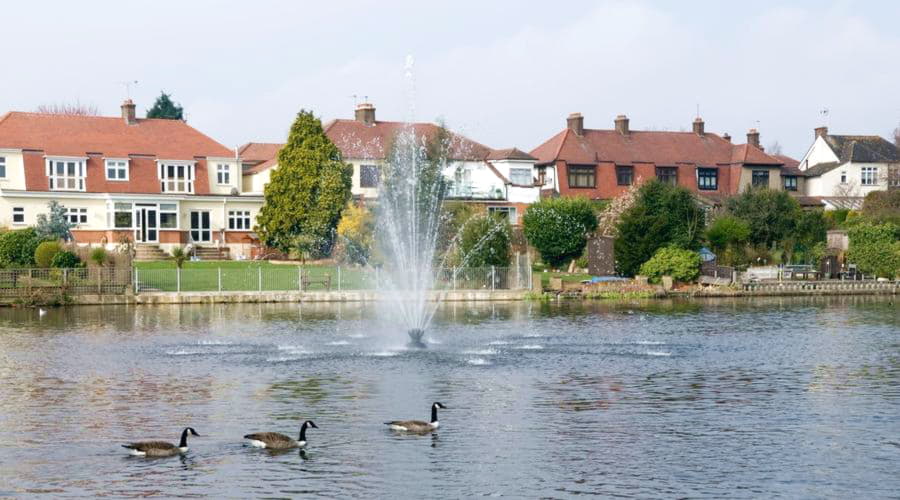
[35,101,100,116]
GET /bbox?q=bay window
[158,162,195,193]
[228,210,251,230]
[159,203,178,229]
[105,159,129,180]
[509,167,533,186]
[46,158,86,191]
[113,202,133,229]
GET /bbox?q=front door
[135,205,159,243]
[190,211,211,243]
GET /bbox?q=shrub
[638,246,701,284]
[90,247,108,267]
[861,190,900,225]
[523,197,598,268]
[615,181,705,276]
[50,250,81,269]
[335,203,375,265]
[170,247,188,268]
[575,255,589,269]
[458,214,511,268]
[725,189,800,248]
[35,200,74,241]
[0,228,46,267]
[847,222,900,278]
[706,216,751,253]
[34,241,63,268]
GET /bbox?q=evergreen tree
[35,200,74,241]
[725,188,800,248]
[146,92,184,120]
[256,110,352,256]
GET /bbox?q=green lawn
[537,271,592,286]
[133,260,374,292]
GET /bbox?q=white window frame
[45,157,87,192]
[509,167,533,186]
[157,161,195,193]
[105,158,129,181]
[216,164,231,185]
[861,166,878,186]
[228,210,251,230]
[0,156,6,178]
[487,206,517,224]
[64,207,88,225]
[12,207,24,225]
[159,203,179,230]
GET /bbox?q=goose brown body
[122,427,199,457]
[244,420,317,449]
[385,402,446,433]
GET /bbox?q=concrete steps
[134,245,170,261]
[192,246,230,260]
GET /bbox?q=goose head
[432,402,446,410]
[303,420,318,429]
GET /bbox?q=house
[0,100,263,258]
[241,103,542,224]
[796,126,900,209]
[529,112,796,205]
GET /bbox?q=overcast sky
[3,0,899,158]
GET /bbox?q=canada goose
[244,420,318,449]
[122,427,200,457]
[385,402,446,432]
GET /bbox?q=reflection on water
[0,296,897,498]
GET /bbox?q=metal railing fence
[0,268,132,297]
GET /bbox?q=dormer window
[46,158,87,191]
[216,164,231,185]
[105,159,129,181]
[158,161,195,193]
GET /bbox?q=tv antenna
[120,80,139,99]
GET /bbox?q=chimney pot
[567,112,584,136]
[355,103,376,125]
[815,126,828,139]
[121,99,137,125]
[747,128,760,148]
[693,117,705,136]
[615,114,630,135]
[723,133,731,142]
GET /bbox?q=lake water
[0,297,897,498]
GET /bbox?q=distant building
[796,126,900,209]
[0,100,261,257]
[242,103,542,224]
[529,112,804,206]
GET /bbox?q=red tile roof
[238,142,283,163]
[324,119,493,161]
[487,147,537,161]
[0,112,232,158]
[530,126,784,167]
[773,154,803,175]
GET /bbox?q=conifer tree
[146,92,184,120]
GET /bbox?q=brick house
[0,100,263,258]
[242,103,542,224]
[529,112,799,205]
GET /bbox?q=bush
[638,246,701,284]
[706,216,751,253]
[861,190,900,225]
[847,222,900,278]
[34,241,63,268]
[0,228,47,267]
[725,189,800,248]
[335,203,375,265]
[50,250,81,269]
[90,247,108,267]
[35,200,74,241]
[523,197,598,268]
[458,214,511,268]
[615,181,705,276]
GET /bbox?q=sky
[2,0,899,159]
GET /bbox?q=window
[158,162,194,193]
[46,158,86,191]
[840,171,847,184]
[751,170,770,188]
[360,164,379,188]
[656,167,677,185]
[509,167,533,186]
[105,159,128,181]
[783,175,798,191]
[159,203,178,229]
[216,164,231,185]
[113,202,133,229]
[65,207,88,225]
[697,168,718,190]
[12,207,24,224]
[228,210,251,230]
[861,167,878,186]
[0,156,6,178]
[567,165,595,188]
[616,166,634,186]
[488,206,517,224]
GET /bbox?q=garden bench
[301,273,331,291]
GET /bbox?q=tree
[614,181,705,276]
[256,110,352,257]
[335,203,375,265]
[522,197,598,268]
[458,213,511,268]
[861,190,900,225]
[725,188,800,248]
[146,92,184,120]
[638,246,701,283]
[35,101,99,116]
[596,183,640,236]
[790,209,829,263]
[706,215,751,254]
[0,228,46,267]
[35,201,73,241]
[847,222,900,278]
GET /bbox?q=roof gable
[824,135,900,163]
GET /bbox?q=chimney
[747,128,760,148]
[815,126,828,139]
[567,112,584,136]
[692,117,705,136]
[723,133,731,142]
[615,114,630,135]
[121,99,137,125]
[355,103,376,125]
